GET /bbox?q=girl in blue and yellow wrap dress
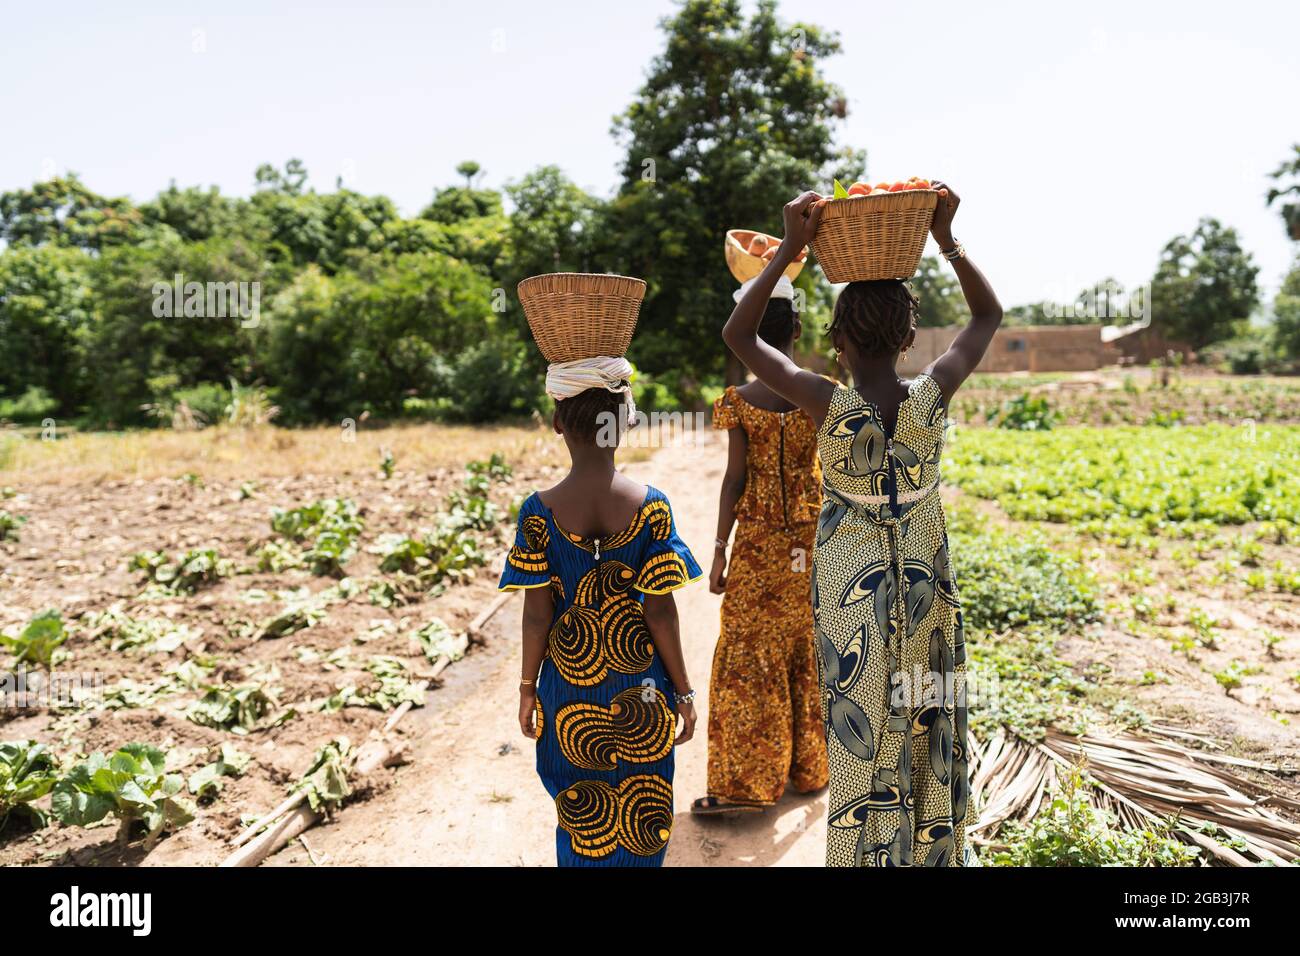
[500,382,702,867]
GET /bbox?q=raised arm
[923,182,1003,402]
[722,192,836,422]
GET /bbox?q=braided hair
[829,280,919,357]
[554,386,627,445]
[757,297,798,349]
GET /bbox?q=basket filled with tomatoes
[724,229,808,283]
[811,177,939,283]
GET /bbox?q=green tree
[254,158,309,196]
[504,166,603,286]
[1150,218,1259,349]
[138,182,245,244]
[1266,144,1300,241]
[420,160,504,225]
[1272,257,1300,361]
[456,160,482,189]
[0,245,94,413]
[415,164,510,278]
[606,0,862,389]
[263,252,497,422]
[249,186,398,274]
[0,175,141,250]
[86,237,267,425]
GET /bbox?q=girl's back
[539,472,648,541]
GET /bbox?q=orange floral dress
[708,386,829,805]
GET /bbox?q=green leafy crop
[0,740,60,832]
[51,743,195,847]
[269,498,364,576]
[128,548,233,593]
[1,610,68,669]
[186,684,277,734]
[991,766,1199,867]
[0,510,26,541]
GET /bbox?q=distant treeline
[2,2,1295,429]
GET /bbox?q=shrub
[949,522,1098,632]
[991,766,1199,867]
[987,392,1060,431]
[431,336,544,423]
[265,253,496,423]
[0,386,58,423]
[171,381,231,425]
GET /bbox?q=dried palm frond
[969,724,1300,866]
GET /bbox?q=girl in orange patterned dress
[692,283,829,815]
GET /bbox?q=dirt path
[267,436,828,866]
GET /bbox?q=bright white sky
[2,0,1296,307]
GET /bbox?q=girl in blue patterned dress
[499,385,702,867]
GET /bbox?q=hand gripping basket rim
[517,272,647,363]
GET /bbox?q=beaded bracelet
[941,241,967,261]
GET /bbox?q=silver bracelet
[714,537,728,551]
[675,689,697,706]
[941,240,966,261]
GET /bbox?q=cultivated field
[1,371,1298,866]
[0,421,568,864]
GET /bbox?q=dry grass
[0,421,657,486]
[0,423,557,485]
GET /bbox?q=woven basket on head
[811,189,939,282]
[517,273,646,363]
[724,230,807,283]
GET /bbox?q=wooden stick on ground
[468,591,513,639]
[232,791,309,849]
[220,741,407,868]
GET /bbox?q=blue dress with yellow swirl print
[498,486,702,867]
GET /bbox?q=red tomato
[888,181,907,192]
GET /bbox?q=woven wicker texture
[811,189,939,282]
[724,229,807,283]
[517,273,646,362]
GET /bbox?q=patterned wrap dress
[813,374,971,867]
[708,387,829,805]
[499,487,702,867]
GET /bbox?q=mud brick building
[896,324,1188,375]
